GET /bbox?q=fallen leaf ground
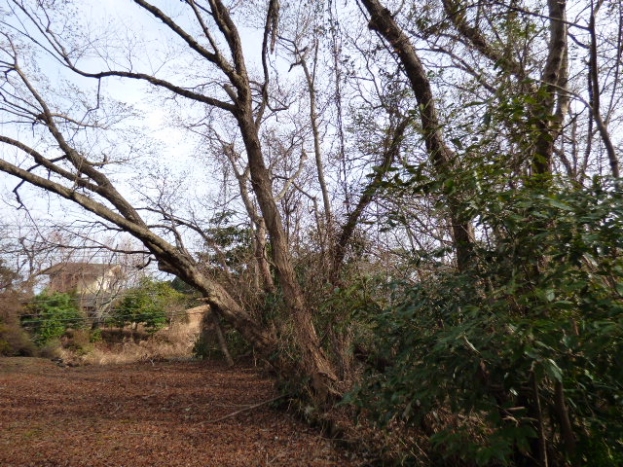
[0,358,369,467]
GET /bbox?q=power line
[18,309,210,326]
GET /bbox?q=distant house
[41,262,124,315]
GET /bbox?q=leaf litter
[0,358,369,467]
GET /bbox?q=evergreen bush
[23,291,84,346]
[351,178,623,466]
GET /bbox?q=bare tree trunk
[328,1,351,213]
[588,0,619,177]
[358,0,476,272]
[211,312,234,367]
[236,111,338,395]
[532,0,569,176]
[222,144,275,293]
[201,0,339,395]
[554,381,577,464]
[332,116,411,282]
[295,42,333,230]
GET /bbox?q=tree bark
[223,145,275,293]
[358,0,475,272]
[532,0,569,176]
[235,111,338,394]
[211,312,234,367]
[332,116,411,282]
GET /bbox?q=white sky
[0,0,315,282]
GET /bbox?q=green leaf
[545,289,555,302]
[543,358,563,382]
[450,137,464,150]
[547,198,574,211]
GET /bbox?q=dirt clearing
[0,358,368,467]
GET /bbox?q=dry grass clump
[61,321,202,365]
[0,291,37,357]
[0,322,37,356]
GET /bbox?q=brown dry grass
[80,323,201,366]
[0,357,371,467]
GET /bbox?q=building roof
[41,262,120,277]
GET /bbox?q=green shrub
[109,277,185,332]
[22,291,85,346]
[89,328,103,343]
[193,323,249,360]
[350,178,623,466]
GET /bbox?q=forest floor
[0,357,371,467]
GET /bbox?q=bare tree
[0,0,341,396]
[1,0,621,408]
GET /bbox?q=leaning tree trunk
[0,0,340,401]
[359,0,476,272]
[236,111,338,398]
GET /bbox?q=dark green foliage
[109,277,184,332]
[169,277,198,295]
[193,323,249,360]
[351,178,623,466]
[202,210,254,275]
[22,291,84,346]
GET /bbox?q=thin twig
[202,394,288,424]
